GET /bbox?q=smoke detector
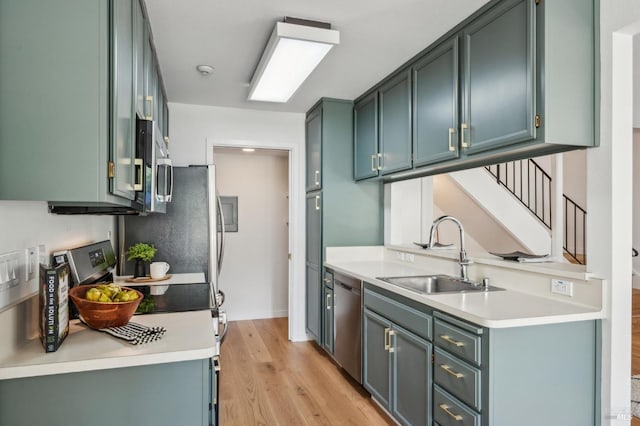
[196,65,214,76]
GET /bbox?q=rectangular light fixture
[248,18,340,103]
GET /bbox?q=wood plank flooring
[219,317,394,425]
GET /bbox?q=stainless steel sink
[376,274,503,294]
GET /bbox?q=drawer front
[434,318,482,365]
[433,385,480,426]
[364,288,432,341]
[434,348,481,411]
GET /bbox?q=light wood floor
[219,317,393,425]
[633,290,640,425]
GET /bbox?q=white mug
[150,262,170,279]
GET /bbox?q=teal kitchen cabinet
[322,269,335,354]
[363,284,433,426]
[432,311,596,426]
[0,360,212,426]
[412,36,460,167]
[459,0,535,155]
[354,0,595,181]
[354,71,412,180]
[306,191,322,342]
[305,99,383,345]
[354,92,379,180]
[378,71,413,174]
[0,0,169,208]
[306,106,322,192]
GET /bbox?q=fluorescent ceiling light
[242,148,255,152]
[248,20,340,103]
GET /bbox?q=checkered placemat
[80,318,166,345]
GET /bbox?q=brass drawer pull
[448,127,456,152]
[440,364,464,379]
[384,327,390,351]
[440,334,465,347]
[461,122,470,148]
[439,404,463,421]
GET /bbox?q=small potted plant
[127,243,157,278]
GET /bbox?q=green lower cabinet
[0,360,211,426]
[322,269,334,354]
[306,264,321,343]
[364,307,432,426]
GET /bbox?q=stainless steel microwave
[136,118,173,214]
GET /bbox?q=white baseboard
[226,308,288,322]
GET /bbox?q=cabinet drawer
[433,385,480,426]
[434,318,482,366]
[434,347,481,411]
[364,288,432,341]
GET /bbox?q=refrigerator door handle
[216,193,225,276]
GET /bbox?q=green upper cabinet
[379,71,412,175]
[0,0,169,207]
[306,106,322,192]
[110,0,136,201]
[461,0,535,155]
[354,92,379,180]
[412,36,460,167]
[353,0,595,182]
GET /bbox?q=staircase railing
[563,195,586,265]
[485,159,552,229]
[484,159,586,265]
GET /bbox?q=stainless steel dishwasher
[333,272,362,383]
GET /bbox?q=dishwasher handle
[335,280,361,295]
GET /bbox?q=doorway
[212,147,289,321]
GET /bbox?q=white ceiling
[145,0,490,113]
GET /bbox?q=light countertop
[0,310,216,381]
[326,259,603,328]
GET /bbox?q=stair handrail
[484,159,587,265]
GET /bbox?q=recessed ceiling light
[242,148,255,152]
[196,65,214,76]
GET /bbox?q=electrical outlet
[0,251,20,292]
[551,279,573,296]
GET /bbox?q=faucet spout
[427,215,472,281]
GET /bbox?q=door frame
[206,138,306,341]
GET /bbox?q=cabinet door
[306,264,321,343]
[322,278,334,354]
[143,35,156,120]
[305,192,321,267]
[379,71,412,175]
[133,0,145,119]
[363,309,392,410]
[461,0,535,155]
[413,37,460,167]
[354,92,379,180]
[306,106,322,192]
[110,0,136,200]
[392,326,432,426]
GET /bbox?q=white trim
[206,138,307,342]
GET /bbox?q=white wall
[0,201,113,360]
[592,5,640,423]
[168,102,307,340]
[563,150,588,209]
[634,129,640,276]
[213,149,289,321]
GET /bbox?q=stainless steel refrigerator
[119,165,225,309]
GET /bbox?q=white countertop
[0,310,216,380]
[114,272,206,286]
[326,259,603,328]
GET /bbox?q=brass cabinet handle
[440,335,465,347]
[315,195,320,210]
[384,327,390,351]
[314,170,320,186]
[388,329,395,353]
[145,95,154,121]
[377,153,383,170]
[326,293,332,310]
[439,404,463,421]
[440,364,464,379]
[448,127,457,152]
[461,123,470,148]
[323,277,331,283]
[371,154,376,172]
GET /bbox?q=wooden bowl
[69,285,144,329]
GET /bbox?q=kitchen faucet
[427,215,472,282]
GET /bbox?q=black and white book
[39,263,70,352]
